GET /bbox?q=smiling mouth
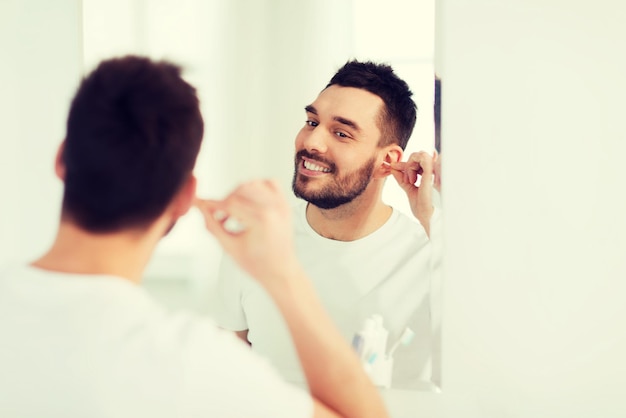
[303,159,331,173]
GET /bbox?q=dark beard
[292,151,375,209]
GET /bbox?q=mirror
[82,0,440,392]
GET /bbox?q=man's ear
[376,145,403,178]
[54,140,66,181]
[171,174,197,219]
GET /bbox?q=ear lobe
[55,140,66,181]
[173,174,197,218]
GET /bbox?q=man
[215,60,441,389]
[0,56,387,418]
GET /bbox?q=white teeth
[304,160,331,172]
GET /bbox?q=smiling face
[292,85,389,209]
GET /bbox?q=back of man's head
[326,60,417,150]
[61,56,204,233]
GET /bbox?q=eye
[306,120,318,127]
[335,131,350,139]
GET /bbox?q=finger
[217,194,259,232]
[383,161,403,172]
[388,162,420,183]
[194,198,234,242]
[196,196,251,236]
[263,178,281,193]
[391,160,424,178]
[409,152,436,183]
[194,198,220,223]
[199,180,280,231]
[408,166,419,185]
[395,160,420,185]
[234,179,291,222]
[389,167,405,187]
[406,152,429,170]
[230,180,276,208]
[388,161,407,172]
[220,180,286,231]
[389,165,419,196]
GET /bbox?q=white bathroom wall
[393,0,626,416]
[0,0,82,265]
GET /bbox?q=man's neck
[31,221,161,283]
[305,190,392,241]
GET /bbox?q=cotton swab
[213,210,246,234]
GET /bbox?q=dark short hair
[61,55,204,232]
[326,60,417,150]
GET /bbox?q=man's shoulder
[382,207,432,248]
[388,206,424,229]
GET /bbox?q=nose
[298,124,328,154]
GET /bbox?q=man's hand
[388,151,436,236]
[194,180,300,287]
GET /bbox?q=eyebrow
[304,105,361,132]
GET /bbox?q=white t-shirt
[215,201,441,390]
[0,264,312,418]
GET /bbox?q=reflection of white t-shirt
[215,201,440,390]
[0,265,312,418]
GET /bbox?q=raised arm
[195,180,388,418]
[387,150,437,237]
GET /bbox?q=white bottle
[353,317,377,363]
[367,315,391,387]
[370,314,389,359]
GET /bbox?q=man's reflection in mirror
[213,61,442,390]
